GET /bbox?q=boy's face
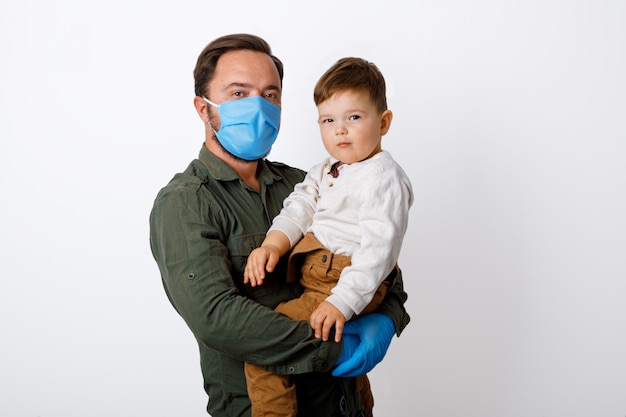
[316,89,391,164]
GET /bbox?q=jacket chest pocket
[226,233,300,308]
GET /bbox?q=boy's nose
[335,124,347,135]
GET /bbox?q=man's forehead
[215,50,278,77]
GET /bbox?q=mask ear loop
[203,97,220,107]
[208,122,219,136]
[203,97,220,134]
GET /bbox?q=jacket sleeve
[149,178,342,374]
[376,268,411,336]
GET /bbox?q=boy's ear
[380,109,393,135]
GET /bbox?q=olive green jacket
[150,145,410,416]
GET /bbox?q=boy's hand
[310,301,347,342]
[243,246,280,287]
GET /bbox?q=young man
[149,34,410,417]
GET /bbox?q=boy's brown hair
[313,57,388,112]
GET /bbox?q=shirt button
[288,366,295,373]
[328,182,334,187]
[322,255,327,263]
[187,273,195,280]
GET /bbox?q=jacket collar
[197,144,283,184]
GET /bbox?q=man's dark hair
[194,33,284,97]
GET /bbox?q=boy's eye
[349,115,360,120]
[323,118,334,124]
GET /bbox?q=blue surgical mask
[203,96,281,161]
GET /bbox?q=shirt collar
[197,144,283,184]
[198,145,239,181]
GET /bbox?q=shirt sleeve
[149,178,341,374]
[269,162,324,247]
[326,163,414,319]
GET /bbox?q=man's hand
[243,246,280,287]
[332,313,395,377]
[310,301,346,342]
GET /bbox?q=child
[243,57,414,417]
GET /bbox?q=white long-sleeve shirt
[269,150,414,319]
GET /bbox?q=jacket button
[288,366,295,373]
[321,255,327,263]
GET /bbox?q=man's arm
[149,182,342,374]
[374,268,411,336]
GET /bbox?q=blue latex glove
[332,313,395,377]
[336,334,359,364]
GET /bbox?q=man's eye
[233,91,243,97]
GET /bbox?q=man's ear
[193,96,209,123]
[380,109,393,136]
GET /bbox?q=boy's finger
[322,318,335,342]
[334,321,344,343]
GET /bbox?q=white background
[1,1,625,416]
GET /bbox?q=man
[149,33,410,417]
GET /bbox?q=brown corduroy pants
[245,233,396,417]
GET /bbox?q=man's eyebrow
[224,82,252,90]
[266,84,281,92]
[223,82,281,92]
